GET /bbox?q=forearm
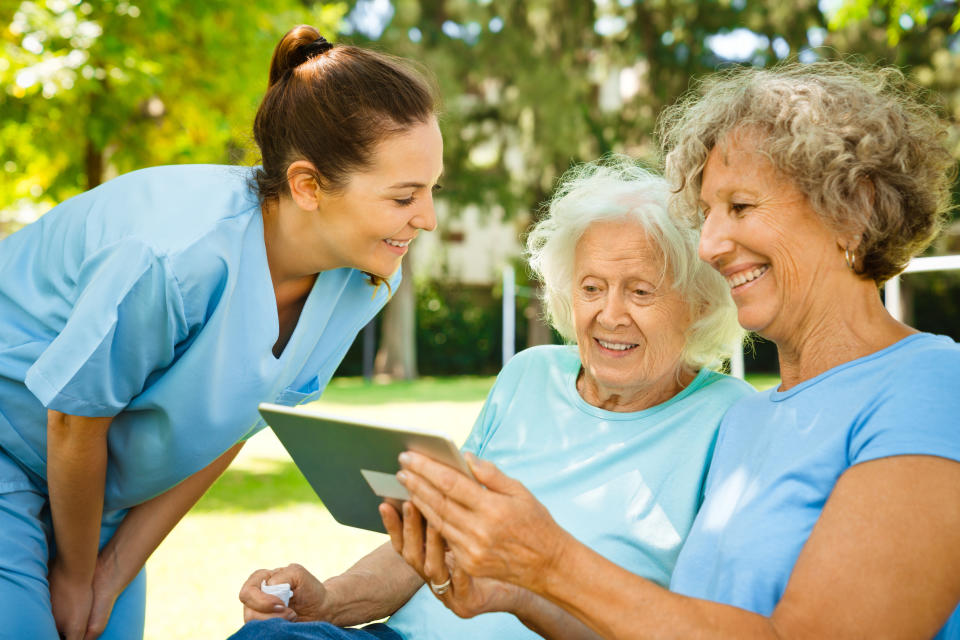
[321,543,423,626]
[47,411,111,581]
[98,441,244,591]
[536,534,777,640]
[514,589,603,640]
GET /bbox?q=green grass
[745,373,781,391]
[322,371,779,404]
[319,375,497,404]
[191,459,318,513]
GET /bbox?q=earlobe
[286,160,322,211]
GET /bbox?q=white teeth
[727,265,768,289]
[385,239,411,248]
[597,339,637,351]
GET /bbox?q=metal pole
[884,274,902,321]
[502,264,516,367]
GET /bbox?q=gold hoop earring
[844,248,856,271]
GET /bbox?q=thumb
[465,453,522,495]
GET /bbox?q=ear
[286,161,322,211]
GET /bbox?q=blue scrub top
[0,164,397,510]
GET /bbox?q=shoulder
[885,333,960,376]
[77,165,261,254]
[697,370,757,399]
[679,370,757,417]
[858,333,960,402]
[501,344,578,377]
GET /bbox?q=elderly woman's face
[697,133,845,342]
[573,220,691,406]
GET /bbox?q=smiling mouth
[596,338,639,352]
[384,238,412,248]
[726,265,769,289]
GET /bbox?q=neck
[261,197,332,289]
[577,368,695,413]
[772,278,914,390]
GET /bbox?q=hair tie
[302,36,333,61]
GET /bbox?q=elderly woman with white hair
[230,157,753,640]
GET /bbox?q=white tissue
[260,580,293,607]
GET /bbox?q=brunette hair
[253,25,438,200]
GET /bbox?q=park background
[1,0,959,637]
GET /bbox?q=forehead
[358,118,444,181]
[701,130,784,194]
[574,220,664,275]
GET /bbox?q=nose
[411,196,438,232]
[698,210,735,268]
[597,290,630,330]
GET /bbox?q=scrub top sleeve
[25,241,187,418]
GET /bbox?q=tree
[340,0,959,370]
[0,0,347,230]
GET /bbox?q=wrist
[529,527,577,596]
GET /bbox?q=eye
[432,184,443,193]
[730,202,752,216]
[634,288,652,296]
[394,196,416,207]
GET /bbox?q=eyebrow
[388,171,445,190]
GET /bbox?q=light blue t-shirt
[387,345,754,639]
[0,164,397,510]
[670,333,960,639]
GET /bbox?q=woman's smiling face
[313,118,444,278]
[573,219,692,411]
[697,132,846,344]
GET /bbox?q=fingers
[238,568,295,619]
[398,468,474,553]
[423,524,450,591]
[464,453,522,495]
[399,451,486,506]
[400,501,427,576]
[380,502,404,554]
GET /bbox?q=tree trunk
[85,136,103,190]
[374,255,418,380]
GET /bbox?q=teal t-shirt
[670,333,960,639]
[0,164,397,510]
[387,345,754,639]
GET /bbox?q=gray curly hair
[525,156,744,372]
[658,60,956,284]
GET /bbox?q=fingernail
[396,470,408,484]
[398,452,411,464]
[273,604,284,612]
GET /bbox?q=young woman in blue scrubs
[0,25,443,640]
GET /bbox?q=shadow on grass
[192,459,324,513]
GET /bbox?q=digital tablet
[257,402,475,533]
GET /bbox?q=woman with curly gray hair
[393,61,960,640]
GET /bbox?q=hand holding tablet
[258,403,475,533]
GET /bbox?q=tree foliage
[0,0,346,231]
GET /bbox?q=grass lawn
[144,372,778,639]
